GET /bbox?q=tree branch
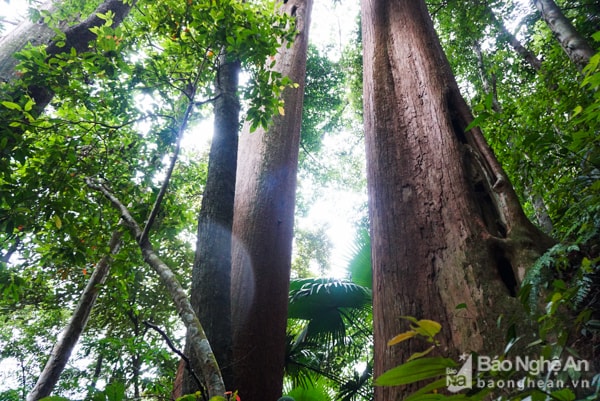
[143,321,206,398]
[85,178,226,398]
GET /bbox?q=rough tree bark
[0,0,57,84]
[533,0,596,70]
[182,55,240,395]
[27,229,122,401]
[360,1,555,400]
[229,0,313,400]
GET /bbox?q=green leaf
[104,381,126,401]
[548,388,576,401]
[1,101,22,111]
[464,112,490,132]
[412,319,442,338]
[407,345,436,361]
[375,357,457,386]
[23,98,35,112]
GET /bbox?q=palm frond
[288,278,371,346]
[283,376,334,401]
[344,228,372,289]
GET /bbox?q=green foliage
[375,318,453,391]
[519,239,600,387]
[300,45,345,156]
[287,277,371,366]
[375,317,598,401]
[376,357,457,387]
[285,378,332,401]
[345,228,371,289]
[0,0,302,397]
[286,232,373,400]
[291,225,332,278]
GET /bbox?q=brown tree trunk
[27,229,122,401]
[229,0,313,400]
[533,0,596,70]
[360,1,555,400]
[183,55,240,395]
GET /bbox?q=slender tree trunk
[183,54,240,395]
[486,6,542,71]
[27,229,122,401]
[529,186,554,234]
[533,0,596,70]
[229,0,313,399]
[360,1,555,400]
[473,40,501,113]
[89,353,104,390]
[86,179,226,399]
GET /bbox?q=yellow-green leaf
[387,330,417,346]
[278,106,285,116]
[413,319,442,338]
[53,215,62,229]
[407,345,436,362]
[1,101,22,111]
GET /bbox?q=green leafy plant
[375,317,458,395]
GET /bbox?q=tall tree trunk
[473,40,501,113]
[183,55,240,395]
[533,0,596,70]
[0,0,57,84]
[27,229,122,401]
[229,0,313,399]
[360,1,555,400]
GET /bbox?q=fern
[521,243,580,312]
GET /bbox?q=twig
[143,321,205,394]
